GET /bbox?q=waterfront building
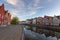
[44,16,53,26]
[6,13,11,25]
[26,15,60,26]
[26,19,33,24]
[53,16,59,26]
[0,4,11,25]
[37,17,44,25]
[55,16,60,26]
[32,18,37,24]
[43,17,49,25]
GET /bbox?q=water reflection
[24,27,60,40]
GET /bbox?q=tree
[11,17,19,24]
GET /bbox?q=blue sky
[0,0,60,21]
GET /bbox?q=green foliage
[11,17,19,24]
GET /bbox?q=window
[0,21,1,24]
[0,14,1,17]
[2,16,3,19]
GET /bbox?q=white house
[25,19,33,24]
[53,16,60,26]
[32,18,37,24]
[25,20,31,24]
[56,16,60,26]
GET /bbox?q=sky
[0,0,60,21]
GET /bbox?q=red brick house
[0,4,11,25]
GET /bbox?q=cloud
[46,7,60,16]
[6,0,41,17]
[47,0,53,3]
[19,11,36,17]
[28,6,43,10]
[6,0,25,9]
[17,0,25,10]
[28,0,40,7]
[29,12,36,16]
[26,0,42,16]
[47,0,52,2]
[54,10,60,16]
[33,0,41,7]
[26,11,37,16]
[6,0,18,5]
[21,0,42,17]
[10,10,19,18]
[9,9,37,20]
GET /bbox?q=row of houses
[0,4,11,25]
[25,15,60,26]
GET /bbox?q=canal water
[24,28,60,40]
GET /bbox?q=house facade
[26,19,33,24]
[0,4,11,25]
[43,18,49,25]
[32,18,37,24]
[53,16,59,26]
[0,4,5,25]
[37,17,43,25]
[44,16,53,26]
[55,16,60,26]
[26,15,60,26]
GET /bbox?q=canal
[24,26,60,40]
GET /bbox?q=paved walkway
[0,25,23,40]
